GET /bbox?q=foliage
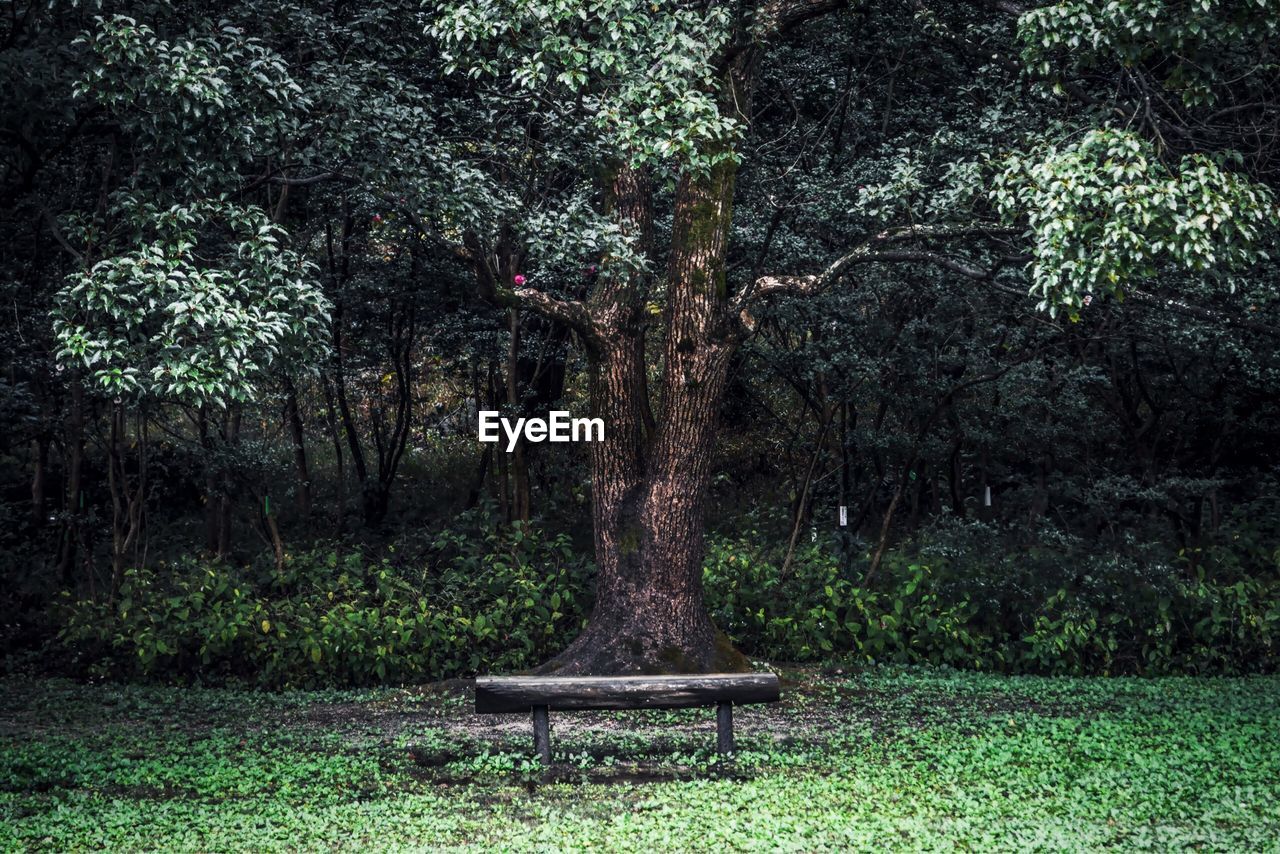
[993,128,1277,317]
[53,201,329,404]
[48,513,1279,685]
[71,14,304,171]
[3,670,1279,849]
[56,522,589,688]
[705,537,989,667]
[1019,0,1280,108]
[704,525,1279,675]
[431,0,740,171]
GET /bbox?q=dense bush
[705,536,994,668]
[52,509,1278,685]
[57,521,590,688]
[705,518,1280,676]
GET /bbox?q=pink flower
[513,274,526,286]
[372,214,382,223]
[1083,294,1093,307]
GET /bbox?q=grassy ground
[1,667,1278,851]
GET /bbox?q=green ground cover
[2,668,1278,851]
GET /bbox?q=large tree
[431,0,1278,674]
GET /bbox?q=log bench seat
[474,673,781,762]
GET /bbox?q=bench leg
[716,702,734,756]
[532,705,551,764]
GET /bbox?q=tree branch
[739,222,1018,307]
[509,287,598,340]
[753,0,850,37]
[389,198,473,263]
[270,171,344,187]
[1122,288,1280,338]
[744,222,1280,340]
[40,207,84,265]
[962,0,1026,16]
[857,249,993,280]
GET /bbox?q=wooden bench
[474,673,781,763]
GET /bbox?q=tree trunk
[30,432,49,528]
[781,419,831,579]
[107,405,127,595]
[506,307,532,523]
[57,382,85,588]
[320,373,347,535]
[199,406,219,553]
[543,334,744,674]
[216,408,240,558]
[330,304,371,517]
[262,496,285,573]
[107,405,147,598]
[522,14,838,672]
[282,372,312,517]
[539,151,748,674]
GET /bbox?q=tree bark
[538,151,748,674]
